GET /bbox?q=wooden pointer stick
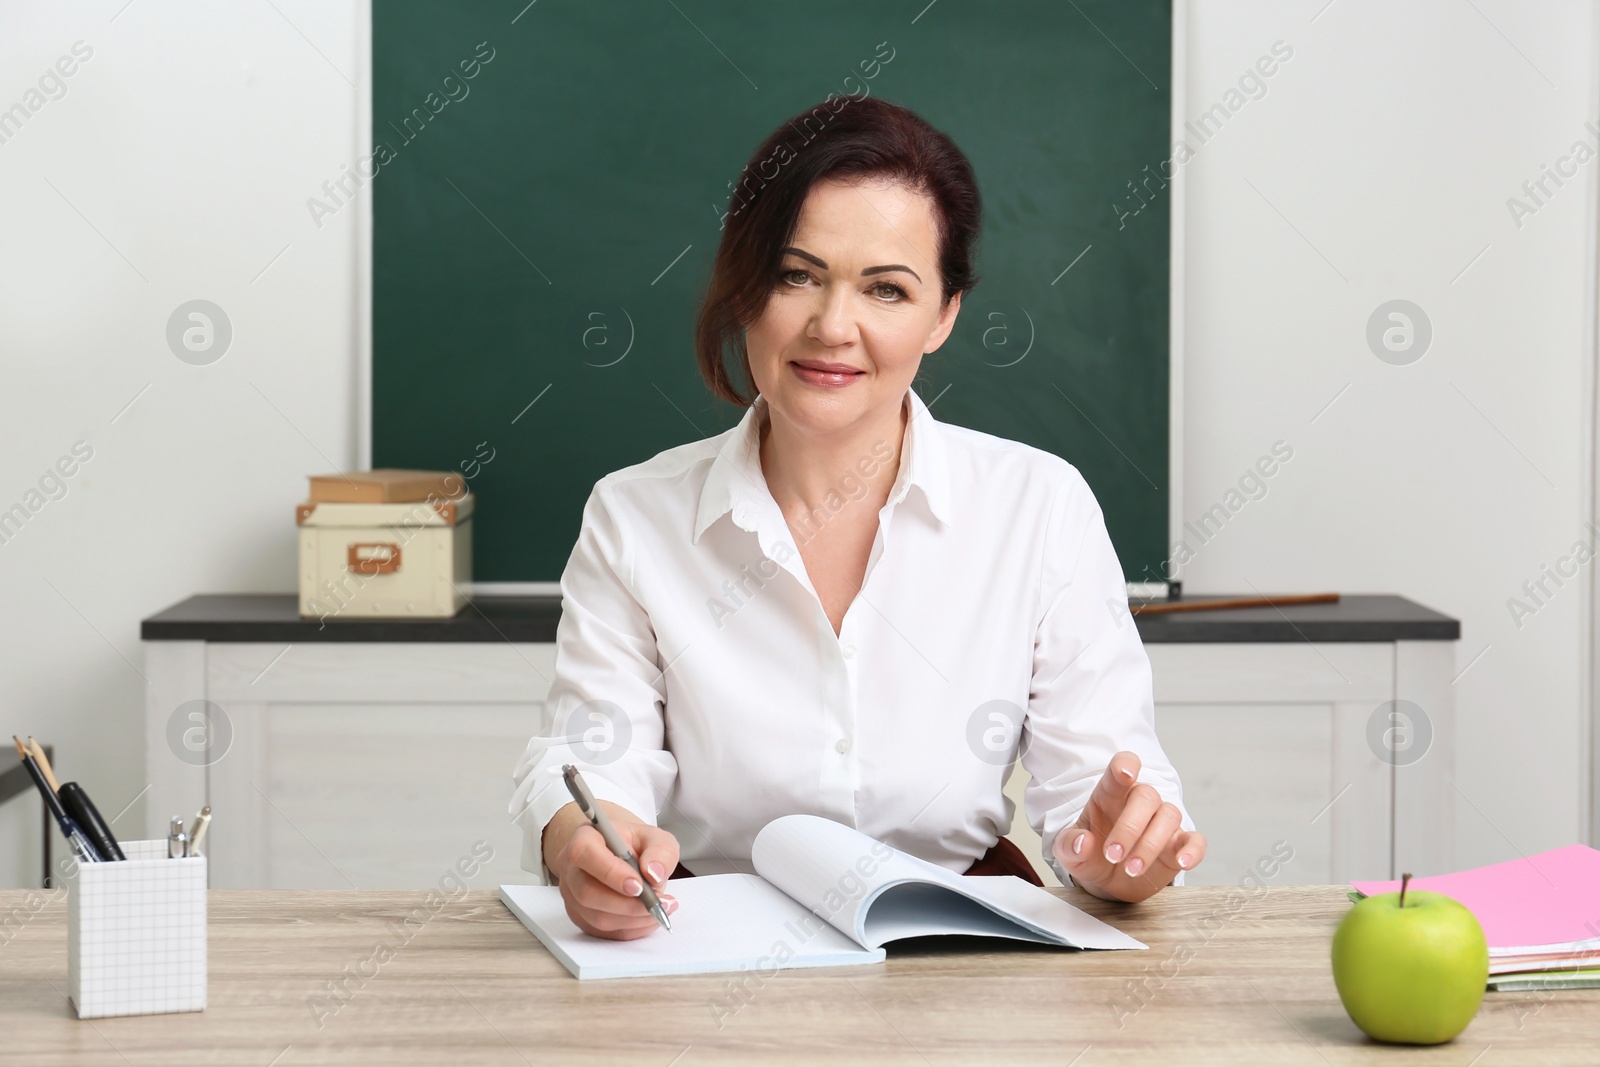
[1131,592,1340,616]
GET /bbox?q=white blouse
[509,386,1193,886]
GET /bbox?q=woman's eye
[778,270,903,301]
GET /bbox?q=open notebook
[501,813,1146,979]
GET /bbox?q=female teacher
[511,96,1205,939]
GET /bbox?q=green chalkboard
[373,1,1170,582]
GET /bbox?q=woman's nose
[807,285,857,346]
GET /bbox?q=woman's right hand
[542,801,681,940]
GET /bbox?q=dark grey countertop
[140,593,1459,644]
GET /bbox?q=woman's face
[745,177,962,440]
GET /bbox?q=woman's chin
[767,392,871,438]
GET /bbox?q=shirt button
[842,643,856,659]
[734,507,752,525]
[835,737,851,754]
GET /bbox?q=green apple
[1331,873,1489,1044]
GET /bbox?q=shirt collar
[693,386,952,544]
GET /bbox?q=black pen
[12,736,100,863]
[29,737,124,861]
[562,764,671,931]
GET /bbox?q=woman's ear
[923,290,963,354]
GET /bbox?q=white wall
[1173,0,1598,868]
[0,1,360,883]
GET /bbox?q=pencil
[25,736,60,794]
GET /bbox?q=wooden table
[1,886,1592,1065]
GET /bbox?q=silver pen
[561,764,671,932]
[168,815,189,859]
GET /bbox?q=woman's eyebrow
[780,246,922,284]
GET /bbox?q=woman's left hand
[1051,750,1206,903]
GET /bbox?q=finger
[565,826,651,901]
[1053,825,1114,887]
[568,903,662,940]
[571,901,660,935]
[563,867,660,918]
[1102,782,1162,867]
[565,880,680,937]
[1122,802,1183,880]
[562,884,660,938]
[583,889,679,927]
[1157,829,1207,874]
[634,825,681,888]
[1081,751,1144,830]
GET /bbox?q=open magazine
[500,813,1146,979]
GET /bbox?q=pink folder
[1351,844,1600,950]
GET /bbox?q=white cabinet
[145,642,553,890]
[995,642,1451,889]
[145,628,1454,890]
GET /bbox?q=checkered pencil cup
[66,839,206,1018]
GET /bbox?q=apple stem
[1399,871,1413,908]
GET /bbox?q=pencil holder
[65,839,206,1018]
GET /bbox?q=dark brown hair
[695,95,982,406]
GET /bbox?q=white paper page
[499,876,884,980]
[1488,948,1600,975]
[749,813,931,942]
[1493,942,1600,956]
[751,815,1145,951]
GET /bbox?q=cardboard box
[297,494,472,619]
[307,469,465,504]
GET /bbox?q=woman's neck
[758,393,907,518]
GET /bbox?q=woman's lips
[789,361,865,388]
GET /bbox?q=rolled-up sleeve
[508,480,679,883]
[1019,468,1194,888]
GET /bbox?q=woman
[510,96,1205,940]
